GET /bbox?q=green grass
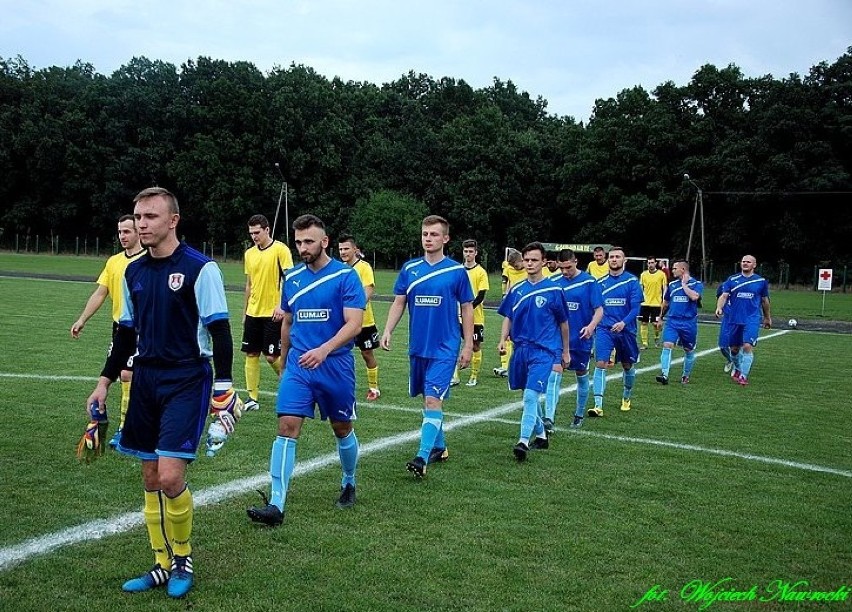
[0,270,850,611]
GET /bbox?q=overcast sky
[1,0,849,121]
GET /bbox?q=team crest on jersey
[414,296,442,306]
[566,301,580,311]
[168,273,185,291]
[535,296,547,308]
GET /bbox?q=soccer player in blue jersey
[716,282,739,375]
[86,187,239,598]
[715,255,772,385]
[381,215,474,477]
[588,247,644,417]
[498,243,571,461]
[248,215,366,526]
[547,249,603,431]
[655,260,704,385]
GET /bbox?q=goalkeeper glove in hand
[207,382,243,457]
[76,402,109,463]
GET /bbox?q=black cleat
[406,456,427,478]
[428,447,449,463]
[513,442,529,462]
[335,483,356,509]
[247,490,284,526]
[530,436,549,450]
[655,375,669,385]
[542,418,554,435]
[570,415,584,429]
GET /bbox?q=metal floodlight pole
[683,173,707,280]
[272,163,289,244]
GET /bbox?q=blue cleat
[122,564,169,593]
[167,555,194,598]
[108,428,122,450]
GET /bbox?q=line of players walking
[71,195,771,599]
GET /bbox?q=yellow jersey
[97,248,146,322]
[465,263,490,326]
[244,240,294,317]
[586,260,608,279]
[501,261,527,294]
[640,269,667,307]
[352,258,376,328]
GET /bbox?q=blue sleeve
[664,283,672,302]
[553,293,570,325]
[761,279,770,298]
[343,270,367,309]
[626,280,643,321]
[196,262,230,326]
[497,292,513,319]
[695,281,704,297]
[591,281,603,309]
[118,274,134,327]
[393,268,408,296]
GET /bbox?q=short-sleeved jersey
[640,269,667,307]
[721,273,770,325]
[501,261,527,293]
[498,278,569,354]
[244,240,293,318]
[119,243,229,365]
[664,278,704,320]
[394,256,474,360]
[597,272,644,333]
[586,260,609,279]
[552,271,603,349]
[465,263,490,326]
[282,259,367,357]
[97,248,146,322]
[352,258,376,328]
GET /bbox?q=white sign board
[818,268,833,291]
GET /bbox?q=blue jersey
[282,259,366,357]
[551,271,602,351]
[597,271,643,332]
[664,278,704,320]
[394,256,474,360]
[721,273,769,325]
[498,278,569,355]
[119,243,229,366]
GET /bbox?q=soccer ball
[787,318,798,329]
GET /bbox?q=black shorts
[355,325,380,351]
[241,315,282,356]
[111,321,137,371]
[638,305,662,323]
[461,324,485,344]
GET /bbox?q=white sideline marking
[2,327,838,573]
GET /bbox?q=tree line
[1,49,850,280]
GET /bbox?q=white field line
[2,328,842,574]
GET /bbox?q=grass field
[0,263,850,611]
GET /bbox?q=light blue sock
[417,409,443,461]
[733,351,742,371]
[660,347,672,377]
[270,436,297,511]
[336,430,359,487]
[683,351,696,377]
[740,351,755,377]
[434,424,446,451]
[520,389,540,443]
[719,346,732,364]
[575,374,590,418]
[593,367,607,408]
[545,371,562,421]
[623,368,636,400]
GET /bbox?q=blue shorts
[594,327,640,365]
[725,322,761,348]
[662,319,698,351]
[276,351,357,422]
[118,361,213,461]
[508,344,556,393]
[718,317,738,348]
[409,356,456,400]
[566,347,592,373]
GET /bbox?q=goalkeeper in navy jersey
[86,187,239,599]
[588,247,644,417]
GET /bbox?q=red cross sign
[818,268,833,291]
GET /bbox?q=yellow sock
[471,351,482,379]
[271,355,284,376]
[367,366,378,389]
[119,380,131,430]
[143,490,172,568]
[245,355,261,401]
[165,486,193,557]
[640,322,649,346]
[452,366,459,381]
[501,340,514,369]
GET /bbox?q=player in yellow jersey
[586,246,609,279]
[639,256,667,349]
[451,239,490,387]
[71,214,146,447]
[242,214,294,411]
[493,248,525,377]
[544,250,559,276]
[339,234,382,400]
